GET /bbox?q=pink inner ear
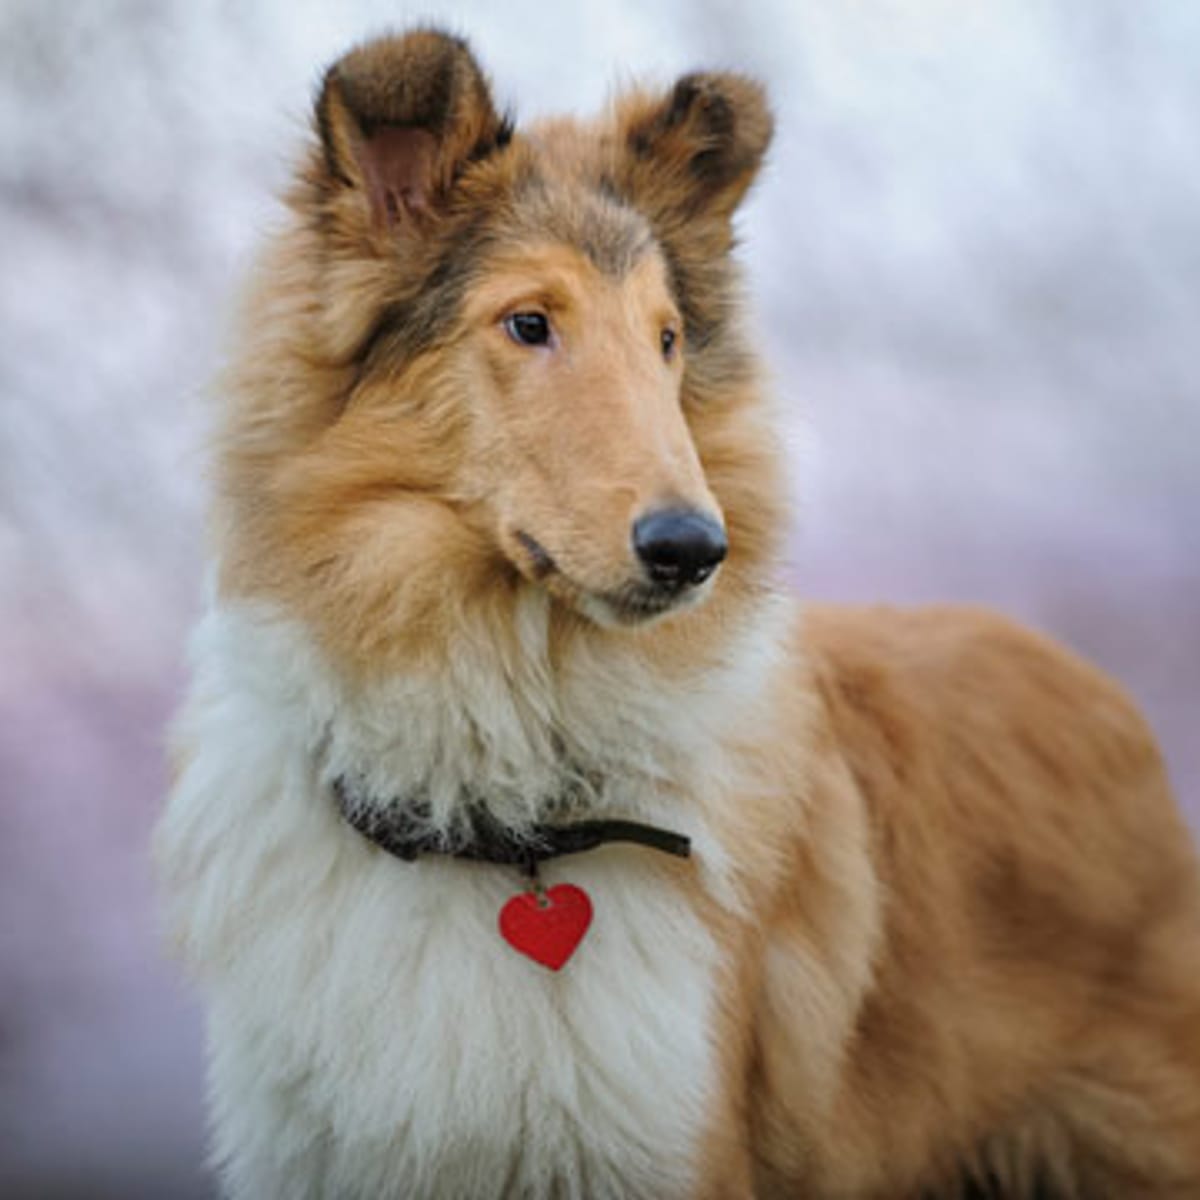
[359,125,440,227]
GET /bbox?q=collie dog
[157,29,1200,1199]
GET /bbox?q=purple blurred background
[2,1,1197,1196]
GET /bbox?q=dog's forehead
[508,120,656,279]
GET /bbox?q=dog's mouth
[512,530,709,627]
[514,530,558,580]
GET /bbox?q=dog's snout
[632,509,728,590]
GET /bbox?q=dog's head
[219,30,784,670]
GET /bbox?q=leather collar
[333,778,691,874]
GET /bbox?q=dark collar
[333,778,691,873]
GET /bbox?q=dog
[157,28,1200,1199]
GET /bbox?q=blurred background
[1,1,1197,1195]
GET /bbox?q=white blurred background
[1,1,1197,1196]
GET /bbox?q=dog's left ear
[616,72,773,230]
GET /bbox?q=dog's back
[763,605,1200,1195]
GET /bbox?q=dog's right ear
[315,30,510,231]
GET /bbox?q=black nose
[632,509,728,590]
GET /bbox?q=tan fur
[193,29,1200,1198]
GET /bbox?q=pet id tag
[498,881,593,971]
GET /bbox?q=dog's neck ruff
[333,777,692,873]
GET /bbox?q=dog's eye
[661,327,678,361]
[504,312,552,347]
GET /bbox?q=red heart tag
[498,883,593,971]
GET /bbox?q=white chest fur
[159,599,787,1198]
